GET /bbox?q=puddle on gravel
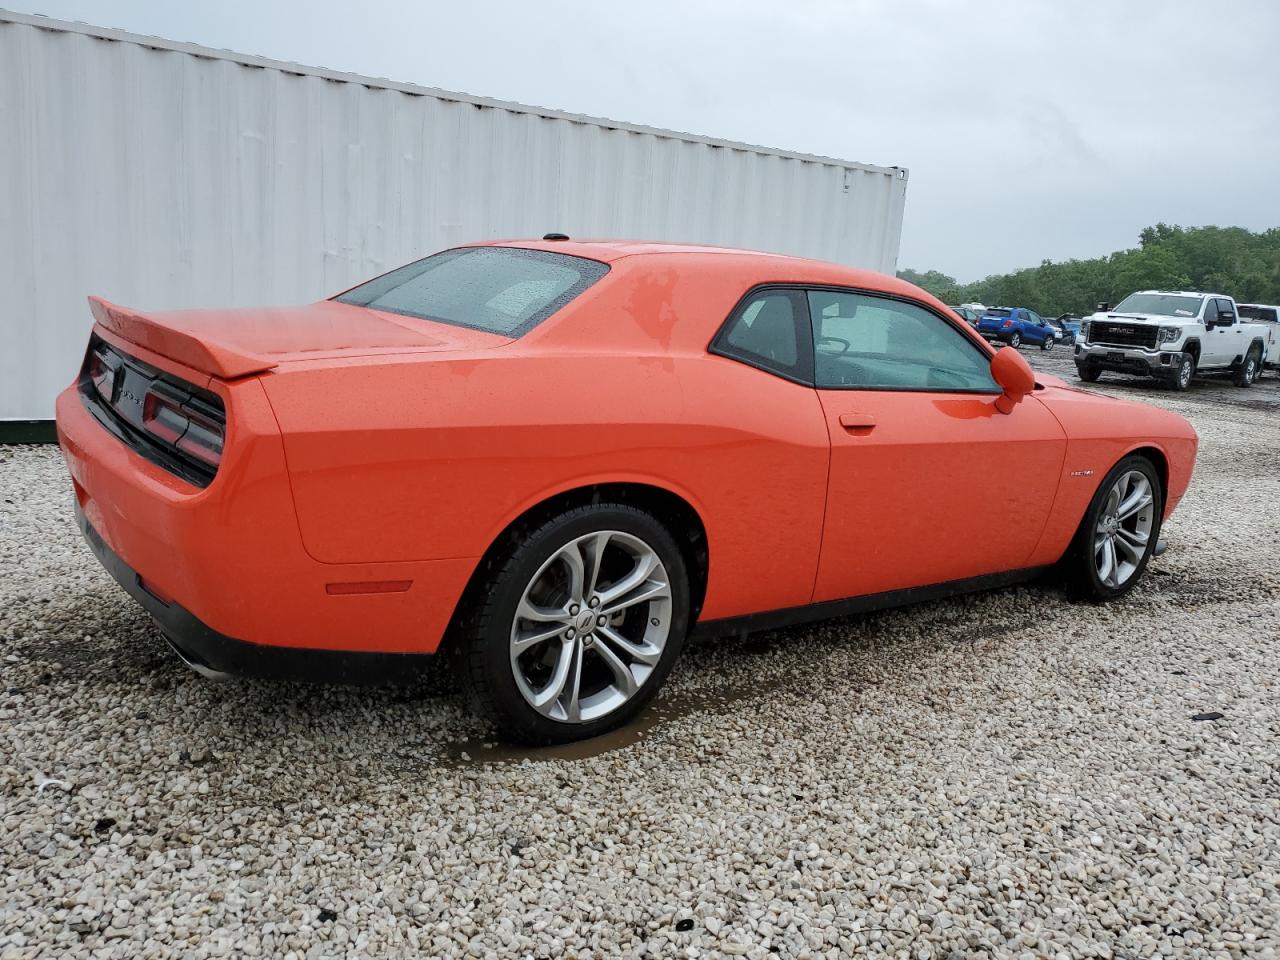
[440,677,790,766]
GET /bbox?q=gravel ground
[2,357,1279,959]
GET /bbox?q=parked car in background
[1237,303,1279,377]
[56,239,1198,743]
[960,302,988,315]
[1076,291,1269,389]
[976,307,1060,350]
[1044,315,1077,345]
[1053,314,1084,343]
[950,305,981,326]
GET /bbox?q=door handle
[839,412,877,431]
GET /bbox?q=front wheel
[1065,455,1163,601]
[1008,332,1022,348]
[1040,336,1055,352]
[1076,363,1102,383]
[1170,352,1195,391]
[458,504,690,744]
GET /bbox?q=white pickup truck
[1238,304,1280,377]
[1074,290,1270,390]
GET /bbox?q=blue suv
[976,307,1059,350]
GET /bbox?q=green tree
[898,224,1280,316]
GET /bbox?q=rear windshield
[1112,293,1204,318]
[1240,305,1279,323]
[335,247,609,337]
[984,308,1013,317]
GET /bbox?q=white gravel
[2,360,1279,959]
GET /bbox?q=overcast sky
[8,0,1278,281]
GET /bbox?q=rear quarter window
[335,247,609,337]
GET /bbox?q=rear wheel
[1065,455,1163,601]
[458,504,689,744]
[1234,347,1261,387]
[1076,363,1102,383]
[1041,336,1055,352]
[1009,332,1022,348]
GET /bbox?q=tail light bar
[1002,319,1014,328]
[79,336,226,487]
[142,383,225,467]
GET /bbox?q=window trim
[710,283,1002,394]
[708,286,815,386]
[804,285,1003,395]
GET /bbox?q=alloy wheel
[1093,470,1155,589]
[509,530,672,724]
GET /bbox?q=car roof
[1132,289,1227,299]
[469,238,930,299]
[478,238,801,263]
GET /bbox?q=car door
[1025,310,1047,343]
[1204,298,1237,366]
[807,288,1068,602]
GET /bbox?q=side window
[713,289,810,381]
[808,290,999,392]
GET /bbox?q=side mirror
[991,347,1035,414]
[1218,308,1234,323]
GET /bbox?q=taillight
[1002,319,1013,328]
[87,346,117,402]
[142,385,224,467]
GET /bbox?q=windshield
[1111,293,1203,319]
[335,247,609,337]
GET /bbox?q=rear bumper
[77,504,425,684]
[56,341,478,660]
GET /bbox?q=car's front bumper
[1074,343,1182,377]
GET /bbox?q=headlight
[1157,326,1180,344]
[1079,321,1090,342]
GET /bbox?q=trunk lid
[88,297,511,379]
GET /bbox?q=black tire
[1170,352,1195,391]
[1234,347,1261,387]
[457,503,690,744]
[1009,332,1022,348]
[1076,363,1102,383]
[1040,336,1055,352]
[1064,455,1164,602]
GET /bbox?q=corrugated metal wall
[0,12,908,420]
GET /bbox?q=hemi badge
[1070,469,1095,477]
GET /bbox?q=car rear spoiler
[88,296,278,379]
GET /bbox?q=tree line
[899,224,1280,316]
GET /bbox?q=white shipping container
[0,11,908,421]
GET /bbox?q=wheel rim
[1247,357,1257,382]
[509,530,672,724]
[1011,334,1020,347]
[1044,338,1054,351]
[1180,360,1192,387]
[1093,470,1155,589]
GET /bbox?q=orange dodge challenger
[57,239,1197,743]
